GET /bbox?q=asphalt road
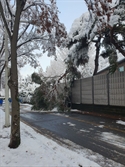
[20,110,125,166]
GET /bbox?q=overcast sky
[21,1,88,77]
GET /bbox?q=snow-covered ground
[116,120,125,126]
[0,107,125,167]
[99,132,125,149]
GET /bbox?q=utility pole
[4,28,10,127]
[3,0,10,127]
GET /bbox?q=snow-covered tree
[66,12,90,68]
[44,48,68,79]
[64,1,125,75]
[30,46,82,112]
[84,0,125,73]
[64,11,105,75]
[64,12,102,75]
[45,14,95,79]
[0,0,67,148]
[19,74,39,103]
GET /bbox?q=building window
[119,66,124,72]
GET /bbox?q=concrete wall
[71,80,81,104]
[94,74,108,105]
[71,71,125,107]
[81,77,93,104]
[109,71,125,106]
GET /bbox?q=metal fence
[71,71,125,107]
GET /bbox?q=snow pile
[116,120,125,126]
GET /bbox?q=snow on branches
[0,0,67,75]
[0,0,67,57]
[64,0,125,76]
[65,13,90,67]
[21,0,67,56]
[84,0,124,37]
[83,0,125,73]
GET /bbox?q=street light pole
[4,28,10,127]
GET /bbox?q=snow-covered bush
[19,75,39,103]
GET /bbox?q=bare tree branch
[0,2,11,40]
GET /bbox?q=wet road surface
[20,111,125,166]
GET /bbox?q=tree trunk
[110,28,125,57]
[93,36,101,75]
[8,1,25,148]
[8,41,20,148]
